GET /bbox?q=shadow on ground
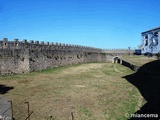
[123,60,160,120]
[0,84,14,94]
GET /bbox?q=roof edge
[141,26,160,34]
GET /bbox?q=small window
[153,39,158,46]
[145,40,148,46]
[154,32,158,37]
[145,35,148,39]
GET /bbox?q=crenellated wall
[102,49,134,56]
[0,38,111,75]
[0,38,102,52]
[0,38,131,75]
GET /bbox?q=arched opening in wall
[4,43,7,46]
[114,57,119,63]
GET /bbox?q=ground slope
[0,62,143,120]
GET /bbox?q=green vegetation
[121,55,157,66]
[0,55,151,119]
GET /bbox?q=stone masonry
[0,38,131,75]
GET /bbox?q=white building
[141,26,160,54]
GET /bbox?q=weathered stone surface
[0,38,130,75]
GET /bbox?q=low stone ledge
[113,57,139,71]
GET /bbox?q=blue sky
[0,0,160,49]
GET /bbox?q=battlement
[0,38,131,75]
[0,38,102,53]
[102,49,133,52]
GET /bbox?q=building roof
[141,26,160,34]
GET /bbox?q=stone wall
[0,38,132,75]
[0,49,30,75]
[28,50,107,72]
[102,49,134,56]
[0,38,110,75]
[114,57,139,71]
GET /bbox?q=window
[153,38,158,46]
[154,32,158,37]
[145,35,148,39]
[145,40,148,46]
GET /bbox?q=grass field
[0,55,156,120]
[121,55,157,66]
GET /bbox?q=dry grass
[121,55,157,66]
[0,62,143,120]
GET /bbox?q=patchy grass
[0,63,143,120]
[121,55,157,66]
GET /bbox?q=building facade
[141,27,160,54]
